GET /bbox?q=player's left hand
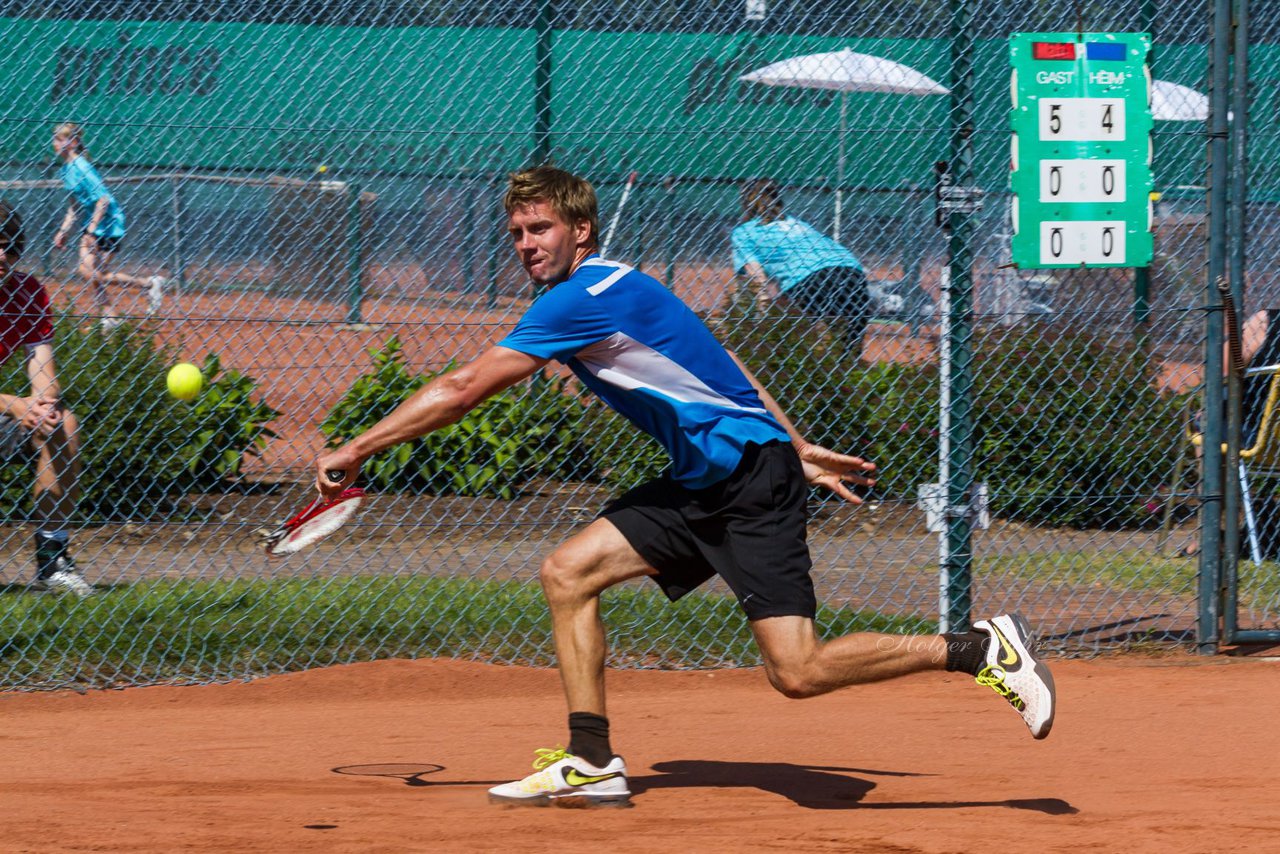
[795,442,876,503]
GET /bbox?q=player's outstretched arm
[725,349,876,503]
[315,346,548,497]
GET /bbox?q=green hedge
[0,317,279,520]
[321,336,593,498]
[320,309,1177,529]
[722,302,1177,528]
[584,299,1176,529]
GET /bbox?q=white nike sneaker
[146,276,168,314]
[488,748,631,808]
[972,613,1056,739]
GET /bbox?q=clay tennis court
[3,652,1278,852]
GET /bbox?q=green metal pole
[533,0,553,166]
[1134,268,1151,327]
[345,181,364,325]
[1134,0,1157,333]
[1199,0,1234,655]
[1223,0,1251,642]
[943,0,977,632]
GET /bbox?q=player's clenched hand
[315,447,361,500]
[795,442,876,504]
[20,396,63,437]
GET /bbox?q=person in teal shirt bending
[732,178,870,357]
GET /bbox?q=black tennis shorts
[85,232,121,253]
[602,439,816,621]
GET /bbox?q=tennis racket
[263,470,364,557]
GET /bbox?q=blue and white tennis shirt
[59,155,126,239]
[499,257,789,488]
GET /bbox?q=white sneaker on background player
[488,747,630,807]
[146,276,169,315]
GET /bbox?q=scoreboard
[1010,33,1154,268]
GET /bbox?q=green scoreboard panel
[1010,32,1154,268]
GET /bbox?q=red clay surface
[3,654,1278,853]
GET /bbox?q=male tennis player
[0,201,91,596]
[315,167,1055,808]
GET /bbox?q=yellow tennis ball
[166,362,204,402]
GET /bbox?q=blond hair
[503,166,599,248]
[53,121,87,156]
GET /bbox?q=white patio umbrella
[1152,79,1209,122]
[740,49,949,238]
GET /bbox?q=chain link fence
[0,0,1275,689]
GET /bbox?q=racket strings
[267,493,364,555]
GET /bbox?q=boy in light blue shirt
[53,122,169,329]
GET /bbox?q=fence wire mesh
[0,0,1275,689]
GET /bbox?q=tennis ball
[166,362,204,402]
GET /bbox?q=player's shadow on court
[633,760,1077,813]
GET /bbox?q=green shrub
[714,296,1177,529]
[0,316,280,520]
[173,352,281,488]
[973,328,1177,528]
[321,336,593,498]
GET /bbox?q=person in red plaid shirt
[0,201,91,596]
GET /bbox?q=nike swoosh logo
[563,768,619,787]
[990,624,1020,668]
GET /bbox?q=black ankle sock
[943,631,991,675]
[567,712,612,768]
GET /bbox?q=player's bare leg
[538,518,657,714]
[751,616,946,697]
[751,613,1055,738]
[78,236,166,324]
[488,519,652,807]
[33,409,80,523]
[30,410,90,597]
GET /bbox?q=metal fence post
[1223,0,1252,643]
[345,180,364,325]
[169,174,185,292]
[533,0,553,165]
[941,0,977,633]
[1199,0,1235,654]
[663,176,677,291]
